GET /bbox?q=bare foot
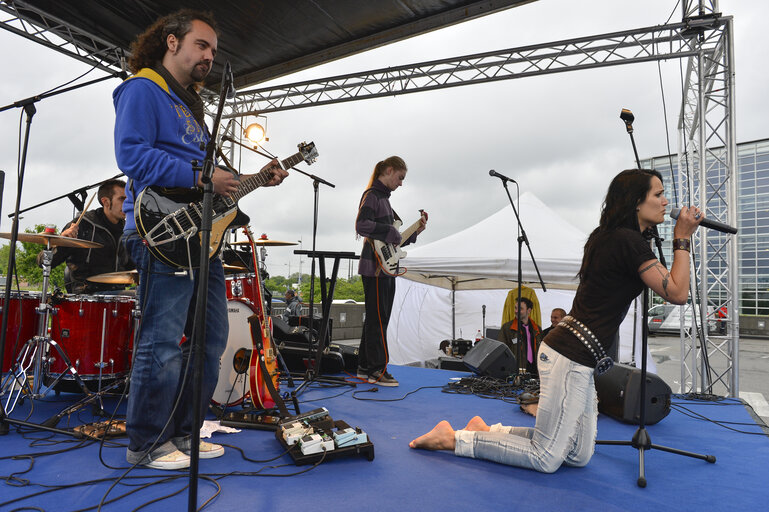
[463,416,491,432]
[409,420,456,451]
[521,403,538,417]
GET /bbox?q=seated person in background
[498,297,542,375]
[541,308,566,338]
[282,289,302,322]
[37,179,134,294]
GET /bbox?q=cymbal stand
[1,243,91,414]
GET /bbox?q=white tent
[387,192,652,371]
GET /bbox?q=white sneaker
[196,441,225,459]
[142,449,190,470]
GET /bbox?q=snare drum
[48,295,136,380]
[1,292,41,372]
[212,299,257,406]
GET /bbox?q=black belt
[558,315,613,375]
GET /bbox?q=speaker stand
[596,286,715,487]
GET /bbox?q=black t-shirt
[544,228,656,367]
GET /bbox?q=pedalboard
[276,408,374,465]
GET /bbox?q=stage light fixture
[244,122,266,145]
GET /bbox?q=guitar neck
[230,151,302,202]
[398,216,424,248]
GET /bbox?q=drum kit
[0,231,140,415]
[0,229,297,417]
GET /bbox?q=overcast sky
[1,0,766,281]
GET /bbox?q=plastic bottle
[475,329,483,344]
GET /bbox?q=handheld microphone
[670,207,738,234]
[489,170,515,182]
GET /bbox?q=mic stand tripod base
[596,426,716,488]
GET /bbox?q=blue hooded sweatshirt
[113,69,208,232]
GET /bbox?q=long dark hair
[578,169,662,280]
[128,9,218,74]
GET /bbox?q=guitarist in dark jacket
[37,179,133,294]
[355,156,426,387]
[113,9,286,471]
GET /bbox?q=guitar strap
[247,315,290,417]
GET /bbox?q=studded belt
[558,315,613,375]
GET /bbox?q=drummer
[37,179,135,295]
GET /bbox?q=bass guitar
[135,141,318,269]
[372,209,427,275]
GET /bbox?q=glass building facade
[642,138,769,316]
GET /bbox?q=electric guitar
[241,228,279,410]
[135,141,318,269]
[372,209,427,274]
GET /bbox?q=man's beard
[191,61,210,82]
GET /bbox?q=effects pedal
[299,433,335,455]
[333,427,368,448]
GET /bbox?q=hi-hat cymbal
[0,232,103,249]
[87,270,139,284]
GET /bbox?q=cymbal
[254,239,298,246]
[223,264,250,272]
[87,270,139,284]
[229,239,298,247]
[0,232,103,249]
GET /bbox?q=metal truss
[677,1,738,397]
[0,0,127,77]
[228,18,724,117]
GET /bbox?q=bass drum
[212,299,257,406]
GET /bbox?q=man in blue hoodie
[114,9,287,470]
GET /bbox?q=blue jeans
[123,232,228,461]
[455,343,597,473]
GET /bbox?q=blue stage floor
[1,365,768,511]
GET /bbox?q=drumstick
[73,193,97,227]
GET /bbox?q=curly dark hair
[127,9,218,74]
[578,168,663,281]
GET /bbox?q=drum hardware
[2,246,92,414]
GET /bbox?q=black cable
[352,385,443,402]
[663,0,682,26]
[670,403,768,435]
[215,442,293,463]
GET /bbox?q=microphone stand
[187,62,233,511]
[492,176,546,380]
[0,72,121,438]
[595,109,715,487]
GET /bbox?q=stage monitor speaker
[463,338,517,379]
[595,363,671,425]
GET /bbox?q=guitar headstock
[298,141,319,165]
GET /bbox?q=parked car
[647,304,716,334]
